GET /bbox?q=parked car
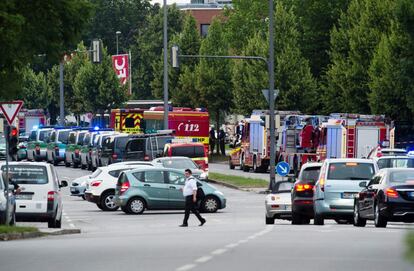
[65,128,89,168]
[375,156,414,169]
[265,181,294,224]
[80,131,99,170]
[368,147,407,159]
[46,128,71,165]
[123,135,174,162]
[26,127,53,161]
[100,134,130,166]
[0,162,68,228]
[313,159,378,225]
[90,133,116,171]
[163,143,208,171]
[152,156,208,180]
[0,135,6,160]
[0,171,16,225]
[291,162,322,224]
[17,134,29,161]
[353,168,414,228]
[70,174,90,200]
[84,163,153,211]
[115,167,226,214]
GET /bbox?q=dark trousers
[183,196,204,225]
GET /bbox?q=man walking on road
[180,169,206,227]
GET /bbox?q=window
[50,131,57,142]
[162,158,198,169]
[125,117,135,128]
[389,171,414,184]
[144,171,165,184]
[132,171,145,182]
[77,132,86,145]
[108,168,131,178]
[83,134,91,146]
[115,137,129,151]
[275,182,293,193]
[171,145,205,158]
[201,24,210,38]
[327,162,375,180]
[299,167,321,184]
[90,168,102,178]
[128,139,146,152]
[29,131,37,141]
[168,171,185,185]
[68,133,76,144]
[58,130,70,144]
[1,165,48,184]
[39,130,51,142]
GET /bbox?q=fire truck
[142,107,210,152]
[109,108,144,134]
[17,109,46,134]
[228,110,300,172]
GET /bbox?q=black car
[100,134,131,166]
[353,168,414,228]
[124,135,173,162]
[291,162,322,224]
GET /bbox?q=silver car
[0,171,16,225]
[265,181,293,224]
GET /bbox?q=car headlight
[214,190,224,196]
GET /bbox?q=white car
[84,162,153,211]
[70,175,90,199]
[265,181,293,224]
[0,162,68,228]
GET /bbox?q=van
[124,135,174,162]
[101,134,130,166]
[163,143,208,171]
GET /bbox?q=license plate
[342,192,357,199]
[15,194,32,200]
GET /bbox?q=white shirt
[183,176,197,197]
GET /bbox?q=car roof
[127,167,183,174]
[301,162,323,169]
[377,155,413,160]
[166,143,204,147]
[108,161,153,167]
[379,168,414,173]
[154,156,192,161]
[98,164,151,171]
[324,158,375,163]
[0,161,51,167]
[381,148,407,152]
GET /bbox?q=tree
[74,47,128,114]
[19,67,50,110]
[324,0,395,113]
[0,0,93,99]
[196,18,233,132]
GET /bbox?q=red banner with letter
[112,54,129,88]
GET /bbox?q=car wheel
[121,205,132,214]
[353,203,366,227]
[229,157,235,170]
[81,195,86,200]
[53,159,59,166]
[265,215,275,225]
[127,197,146,214]
[96,203,104,210]
[65,159,70,167]
[202,196,219,213]
[291,211,303,225]
[48,212,61,228]
[100,192,119,211]
[314,212,324,225]
[239,155,244,170]
[302,218,311,225]
[81,163,86,170]
[374,203,387,228]
[335,219,349,224]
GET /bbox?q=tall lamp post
[163,0,169,129]
[116,31,121,54]
[268,0,276,190]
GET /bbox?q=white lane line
[195,256,212,263]
[237,239,248,244]
[69,223,75,228]
[211,248,227,255]
[225,243,239,249]
[175,264,197,271]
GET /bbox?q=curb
[0,228,81,241]
[207,179,268,194]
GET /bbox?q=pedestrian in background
[209,126,216,155]
[179,169,206,227]
[219,129,226,155]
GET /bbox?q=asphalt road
[210,162,285,182]
[0,166,413,271]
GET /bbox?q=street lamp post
[268,0,276,190]
[116,31,121,54]
[163,0,169,129]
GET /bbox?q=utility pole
[268,0,276,190]
[59,61,64,126]
[163,0,169,129]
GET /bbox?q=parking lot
[0,166,413,271]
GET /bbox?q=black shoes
[179,224,188,227]
[199,219,206,226]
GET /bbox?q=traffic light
[7,126,18,161]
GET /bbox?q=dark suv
[124,135,174,162]
[291,162,322,224]
[100,134,130,166]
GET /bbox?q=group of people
[209,127,226,155]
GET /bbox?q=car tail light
[90,180,102,187]
[295,183,314,192]
[20,145,26,149]
[75,149,80,154]
[47,191,55,201]
[120,180,130,194]
[319,178,325,192]
[144,155,149,161]
[112,154,118,160]
[386,188,398,198]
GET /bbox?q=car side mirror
[359,181,367,188]
[60,180,68,188]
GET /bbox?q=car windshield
[128,139,146,152]
[300,167,321,183]
[327,162,375,180]
[275,182,293,193]
[389,171,414,184]
[58,130,70,143]
[39,130,51,142]
[377,158,414,169]
[90,168,102,178]
[29,131,37,141]
[161,159,198,169]
[171,146,205,158]
[77,132,87,145]
[116,137,129,150]
[1,165,48,184]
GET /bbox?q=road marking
[69,223,75,228]
[225,243,239,249]
[175,264,197,271]
[211,248,227,255]
[195,256,212,263]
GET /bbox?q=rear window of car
[29,131,37,141]
[115,137,129,150]
[39,130,51,142]
[77,132,87,145]
[377,158,414,169]
[1,165,48,184]
[108,168,131,178]
[128,139,146,152]
[275,182,293,193]
[90,168,102,178]
[161,159,198,169]
[58,130,70,144]
[389,171,414,184]
[327,162,375,180]
[300,167,321,183]
[171,146,205,158]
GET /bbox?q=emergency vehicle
[17,109,46,134]
[109,108,144,134]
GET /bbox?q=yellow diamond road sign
[0,101,24,126]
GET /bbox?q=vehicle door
[51,166,63,217]
[101,137,114,166]
[125,138,146,161]
[360,175,381,218]
[140,170,169,208]
[167,170,186,209]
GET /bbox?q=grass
[208,153,228,163]
[209,172,268,188]
[406,232,414,263]
[0,225,39,234]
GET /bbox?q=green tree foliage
[0,0,92,99]
[369,0,414,121]
[196,18,233,128]
[324,0,395,114]
[132,4,184,99]
[19,67,50,110]
[74,47,127,114]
